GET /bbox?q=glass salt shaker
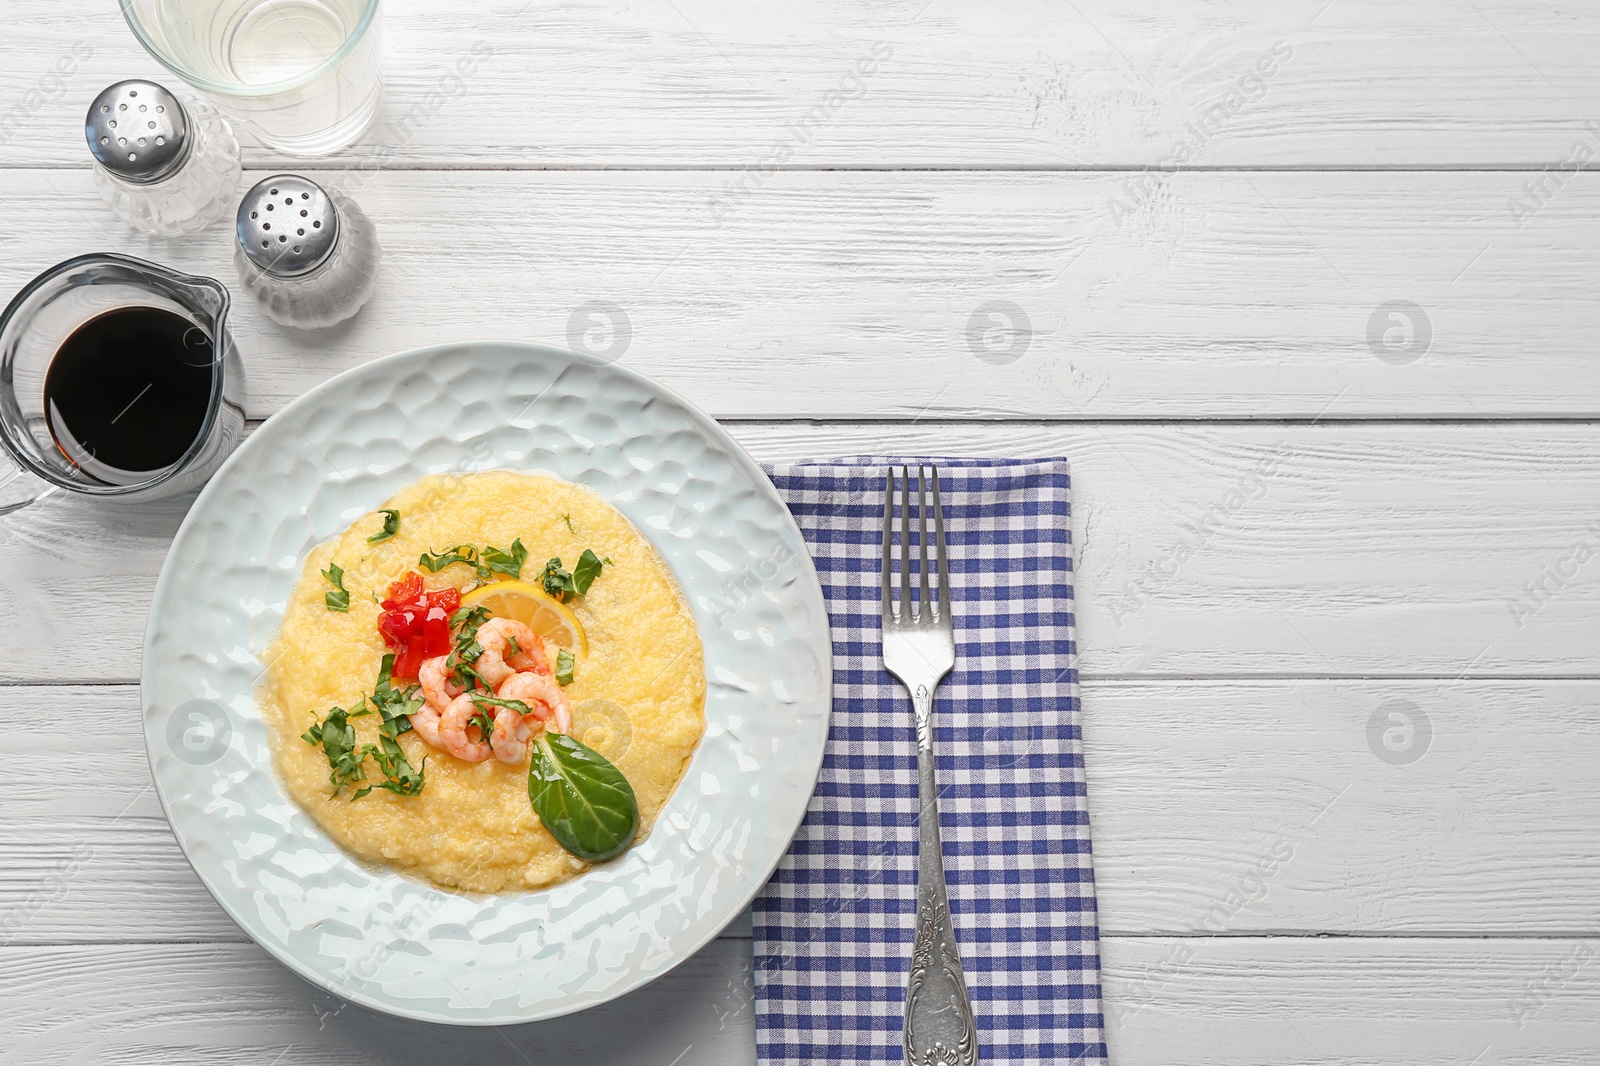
[85,80,241,236]
[233,174,381,330]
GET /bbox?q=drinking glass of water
[119,0,383,156]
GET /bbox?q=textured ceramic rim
[141,341,832,1024]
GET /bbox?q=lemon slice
[461,580,588,656]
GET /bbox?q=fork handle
[904,683,979,1066]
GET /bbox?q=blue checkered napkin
[753,458,1106,1066]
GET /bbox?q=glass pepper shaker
[233,174,381,330]
[85,80,241,236]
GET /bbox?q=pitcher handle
[0,451,53,516]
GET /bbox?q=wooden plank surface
[3,938,1596,1065]
[1099,936,1600,1065]
[4,0,1600,169]
[3,169,1600,418]
[5,678,1599,947]
[0,940,759,1066]
[4,421,1599,684]
[3,0,1596,1059]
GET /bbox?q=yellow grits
[259,470,706,892]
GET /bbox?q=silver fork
[882,465,979,1066]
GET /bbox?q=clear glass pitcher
[0,253,248,515]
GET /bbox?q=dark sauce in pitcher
[43,306,213,485]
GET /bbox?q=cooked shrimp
[496,670,572,736]
[409,703,444,750]
[437,692,493,762]
[489,707,533,764]
[418,655,462,714]
[476,617,551,684]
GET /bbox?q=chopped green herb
[538,549,606,602]
[448,604,489,631]
[571,549,604,596]
[452,638,485,666]
[356,734,426,798]
[539,556,573,600]
[374,652,400,691]
[367,509,401,544]
[322,563,350,612]
[457,611,490,649]
[299,660,431,801]
[562,514,575,533]
[419,545,478,573]
[301,704,370,796]
[422,541,532,582]
[481,538,529,580]
[555,648,575,686]
[453,662,491,693]
[470,693,534,717]
[444,604,481,628]
[369,653,422,737]
[444,606,492,690]
[467,708,496,745]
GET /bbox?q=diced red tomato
[392,643,425,681]
[426,587,461,614]
[377,572,462,679]
[381,572,424,611]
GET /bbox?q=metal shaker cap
[86,80,190,184]
[236,174,340,277]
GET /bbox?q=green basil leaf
[570,549,604,596]
[555,648,575,686]
[322,562,349,612]
[528,732,639,862]
[481,538,529,580]
[367,509,401,544]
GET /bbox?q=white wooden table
[4,2,1600,1062]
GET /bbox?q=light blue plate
[141,342,832,1024]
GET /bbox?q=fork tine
[881,467,895,622]
[916,466,931,620]
[900,464,914,620]
[932,465,950,622]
